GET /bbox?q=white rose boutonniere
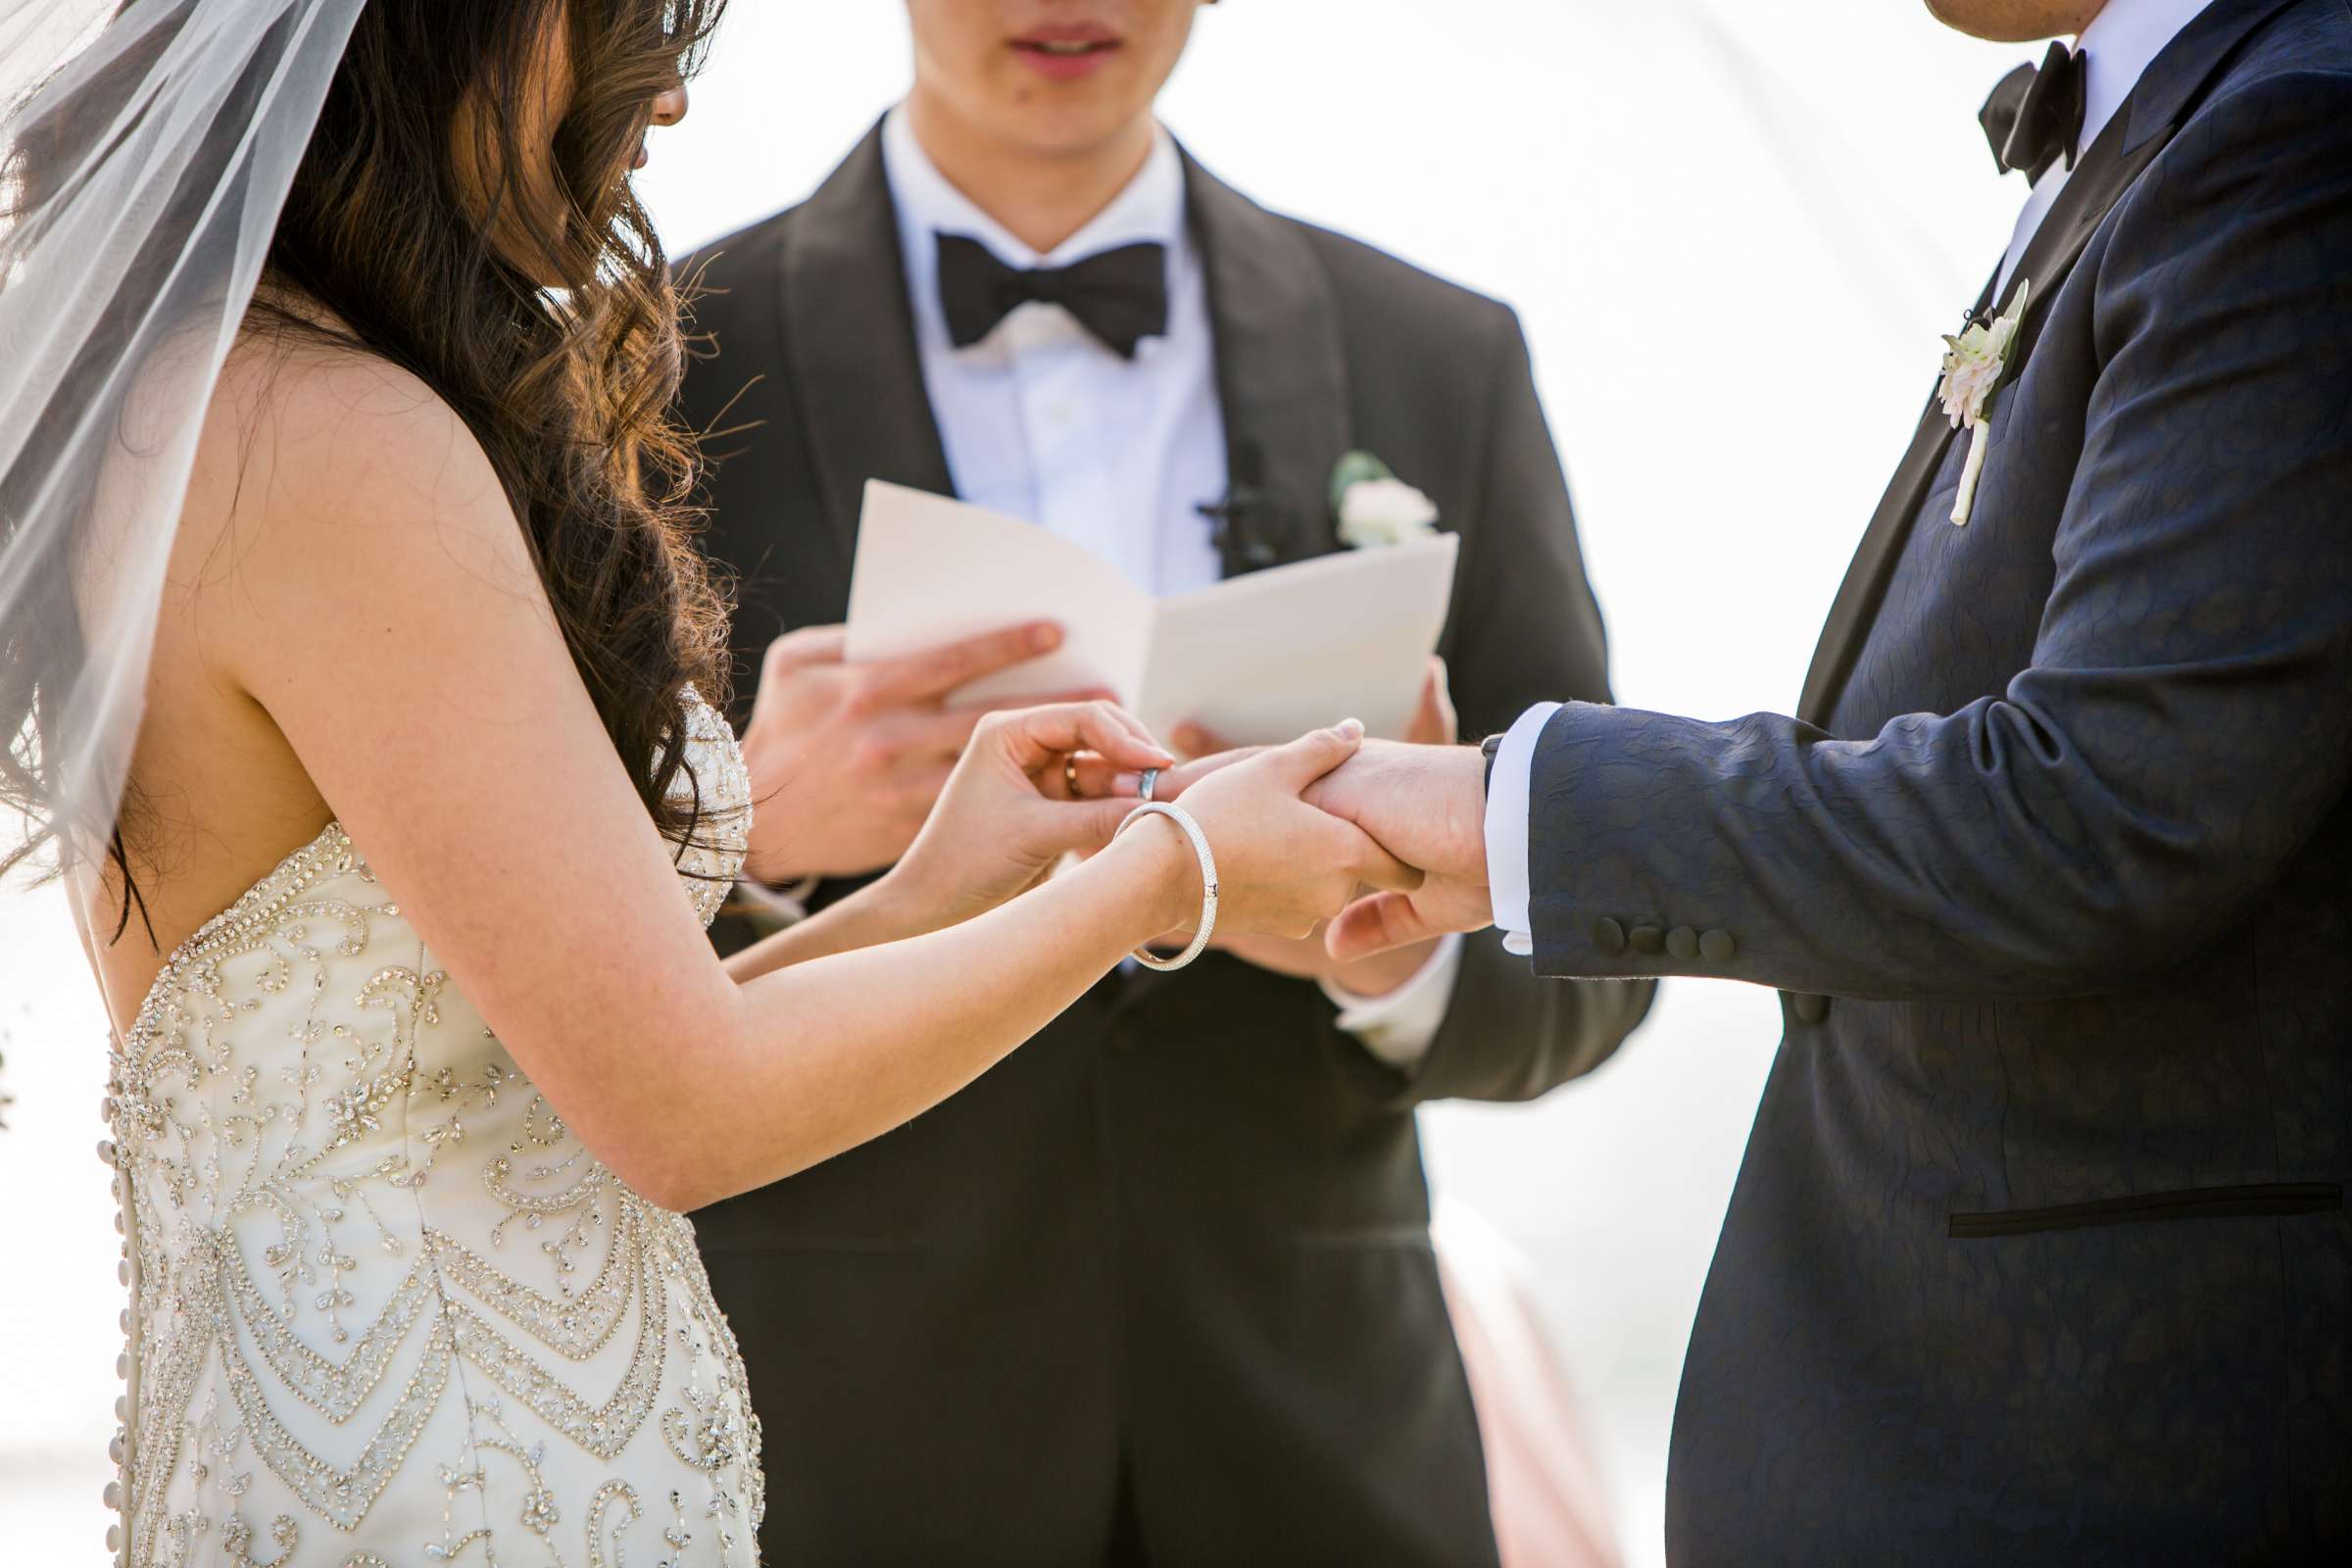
[1331,450,1441,549]
[1937,277,2031,527]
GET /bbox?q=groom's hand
[739,621,1111,883]
[1302,740,1494,961]
[1170,659,1457,995]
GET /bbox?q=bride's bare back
[86,338,500,1025]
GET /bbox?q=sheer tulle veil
[0,0,366,943]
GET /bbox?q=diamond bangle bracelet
[1114,801,1219,971]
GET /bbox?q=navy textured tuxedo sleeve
[1524,74,2352,1001]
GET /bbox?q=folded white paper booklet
[845,480,1461,746]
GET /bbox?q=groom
[1315,0,2352,1558]
[673,1,1651,1561]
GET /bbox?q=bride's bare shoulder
[176,323,540,644]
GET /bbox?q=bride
[0,1,1419,1562]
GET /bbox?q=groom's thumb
[1327,891,1442,964]
[1267,718,1365,789]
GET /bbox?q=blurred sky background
[1,2,2029,1561]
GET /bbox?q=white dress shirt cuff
[1487,702,1562,958]
[1320,933,1465,1072]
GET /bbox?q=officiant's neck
[904,87,1157,255]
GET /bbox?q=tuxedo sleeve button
[1630,924,1665,956]
[1699,928,1737,963]
[1593,917,1628,956]
[1666,926,1699,960]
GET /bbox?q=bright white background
[1,2,2026,1561]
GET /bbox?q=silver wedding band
[1138,767,1160,803]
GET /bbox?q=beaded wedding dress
[101,694,764,1567]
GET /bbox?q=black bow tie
[936,232,1169,361]
[1981,40,2088,181]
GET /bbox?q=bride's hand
[879,701,1173,928]
[1165,659,1456,991]
[1128,720,1425,943]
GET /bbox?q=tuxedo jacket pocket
[1947,1180,2342,1239]
[1290,1222,1434,1250]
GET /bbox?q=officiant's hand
[1303,739,1494,961]
[882,700,1171,930]
[739,621,1114,883]
[1169,658,1456,995]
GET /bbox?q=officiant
[675,2,1651,1561]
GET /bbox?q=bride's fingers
[1018,791,1145,853]
[1067,702,1171,768]
[1262,719,1366,791]
[922,688,1116,757]
[1100,704,1167,760]
[1149,748,1264,798]
[1060,753,1142,801]
[985,702,1173,776]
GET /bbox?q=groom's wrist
[1435,744,1493,881]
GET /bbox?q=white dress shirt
[1998,0,2218,294]
[880,107,1462,1065]
[1486,0,2215,958]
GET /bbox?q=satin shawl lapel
[1793,0,2295,729]
[1791,272,1988,730]
[779,121,955,572]
[1182,149,1354,574]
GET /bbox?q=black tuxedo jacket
[1516,1,2352,1559]
[674,126,1654,1565]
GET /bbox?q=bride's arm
[715,852,1012,981]
[718,879,931,978]
[718,701,1170,981]
[199,361,1402,1211]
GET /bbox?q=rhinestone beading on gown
[104,693,762,1565]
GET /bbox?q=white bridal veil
[0,0,364,920]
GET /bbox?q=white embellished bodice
[104,695,762,1566]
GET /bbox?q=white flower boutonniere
[1331,450,1441,549]
[1937,277,2031,527]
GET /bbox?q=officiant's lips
[1009,22,1123,82]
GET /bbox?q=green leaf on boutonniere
[1328,449,1395,515]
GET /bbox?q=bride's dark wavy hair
[0,0,734,938]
